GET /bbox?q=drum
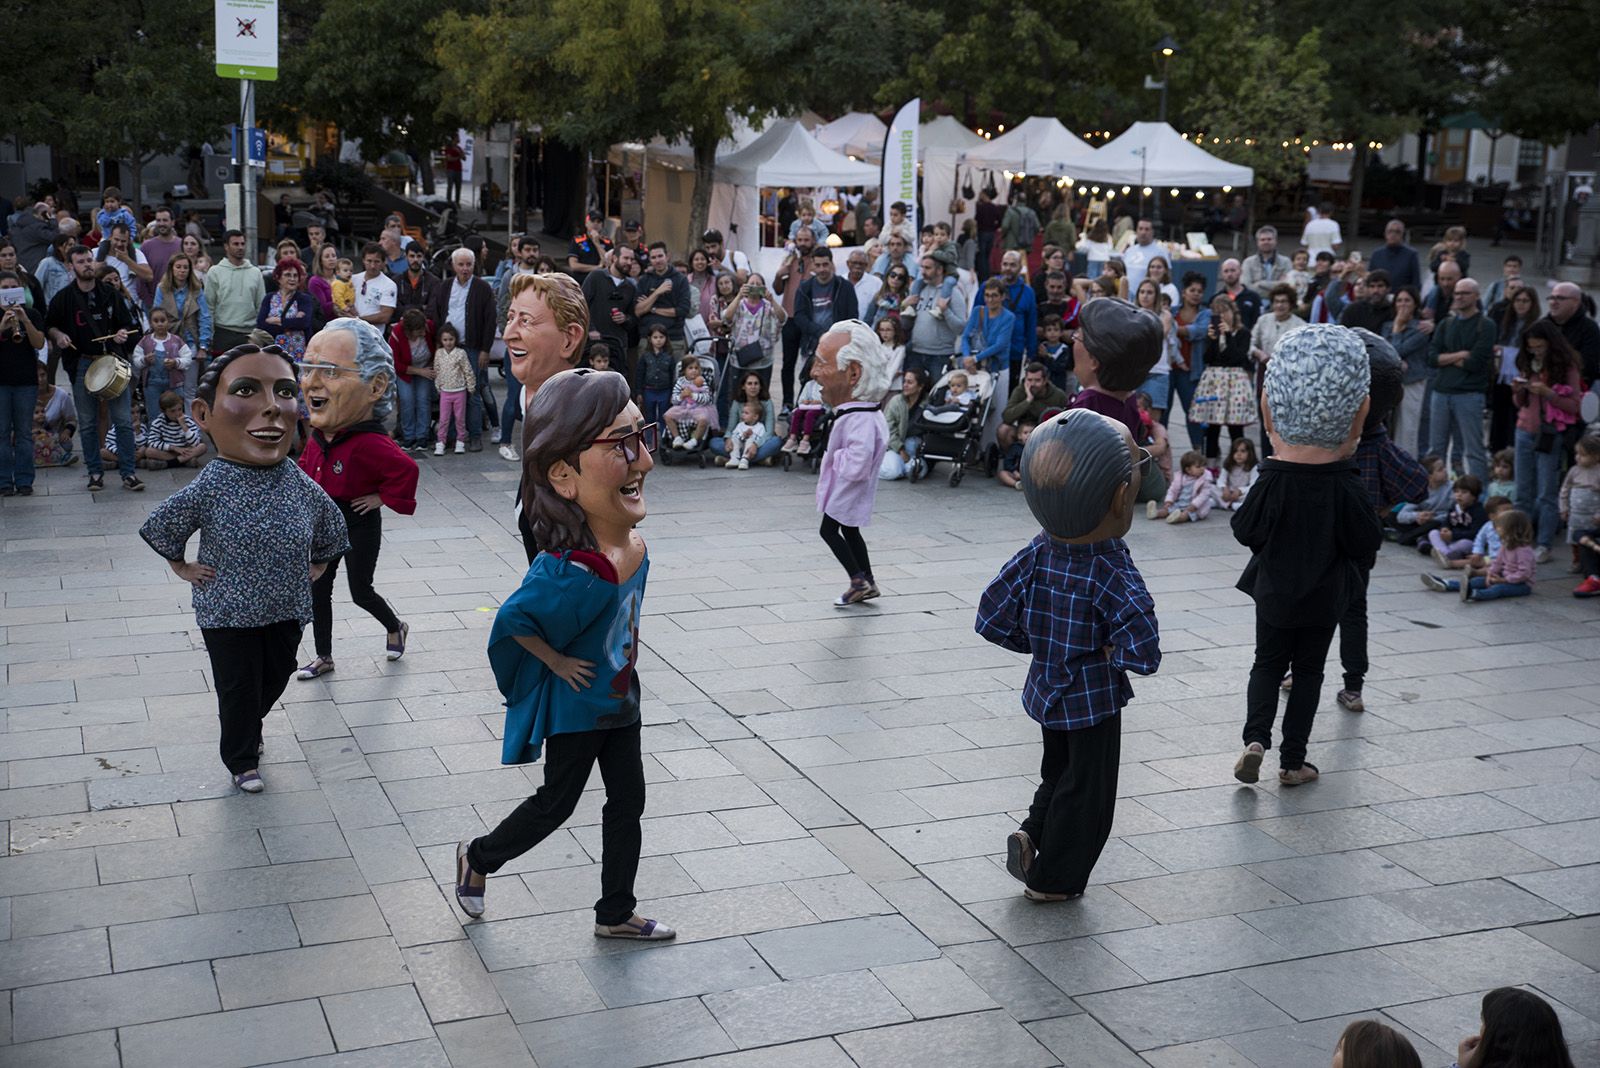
[85,355,132,399]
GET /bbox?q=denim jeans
[72,367,135,479]
[1428,390,1487,480]
[497,352,521,445]
[879,435,923,480]
[0,383,38,490]
[1168,368,1204,450]
[397,377,434,445]
[1513,426,1563,549]
[462,350,488,438]
[1467,576,1531,601]
[710,432,782,465]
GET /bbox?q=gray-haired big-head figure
[1022,408,1134,539]
[1263,323,1368,449]
[318,317,396,420]
[1077,298,1164,392]
[825,319,892,402]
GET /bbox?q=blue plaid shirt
[1355,427,1429,511]
[976,534,1161,731]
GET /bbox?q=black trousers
[820,516,872,579]
[1203,423,1245,458]
[469,720,644,925]
[1244,617,1337,770]
[780,318,802,408]
[1337,566,1371,694]
[312,506,401,658]
[202,621,302,774]
[1019,716,1120,895]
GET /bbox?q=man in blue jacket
[998,250,1037,384]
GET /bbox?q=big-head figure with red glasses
[452,367,677,944]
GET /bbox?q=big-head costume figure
[294,318,419,682]
[454,368,676,943]
[1066,297,1168,499]
[1231,324,1384,788]
[813,319,892,606]
[139,344,349,793]
[976,407,1162,900]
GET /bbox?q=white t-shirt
[853,272,883,312]
[354,271,397,319]
[1120,241,1158,292]
[1301,216,1343,257]
[102,247,149,300]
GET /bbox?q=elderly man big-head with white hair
[812,319,892,606]
[302,317,397,430]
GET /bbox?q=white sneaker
[737,457,750,470]
[672,435,688,450]
[454,441,466,454]
[434,442,445,456]
[498,444,519,462]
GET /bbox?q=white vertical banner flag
[882,99,920,235]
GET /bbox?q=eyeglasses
[589,423,658,463]
[299,362,355,380]
[1135,446,1154,476]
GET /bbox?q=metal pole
[241,80,257,263]
[509,129,517,252]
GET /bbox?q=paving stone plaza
[1,445,1597,1068]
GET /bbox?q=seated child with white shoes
[1149,450,1215,523]
[1422,495,1511,592]
[782,377,828,455]
[723,402,769,472]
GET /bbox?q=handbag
[961,169,976,201]
[734,341,764,368]
[982,170,998,198]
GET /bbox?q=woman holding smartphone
[0,271,48,496]
[717,272,785,404]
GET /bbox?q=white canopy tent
[920,114,985,157]
[709,119,879,259]
[1065,121,1253,188]
[921,117,990,234]
[815,112,888,163]
[959,116,1093,175]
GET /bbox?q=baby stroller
[660,351,722,469]
[780,407,835,473]
[908,365,1000,486]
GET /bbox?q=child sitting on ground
[1422,474,1486,561]
[1560,434,1600,571]
[1462,508,1537,602]
[997,415,1035,490]
[1149,450,1215,523]
[103,407,145,465]
[1422,496,1511,592]
[432,323,476,455]
[1134,391,1172,490]
[782,377,828,455]
[1487,448,1515,502]
[1215,437,1260,511]
[331,258,356,316]
[663,354,717,451]
[138,390,207,469]
[1391,454,1452,544]
[723,401,769,472]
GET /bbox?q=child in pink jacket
[1149,450,1216,524]
[1461,509,1536,603]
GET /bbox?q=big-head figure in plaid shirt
[976,408,1162,901]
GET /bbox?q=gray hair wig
[826,319,892,402]
[319,317,396,420]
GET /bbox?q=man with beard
[1212,258,1262,330]
[138,208,183,308]
[582,245,637,377]
[773,225,818,408]
[633,242,692,360]
[45,244,142,491]
[394,243,441,316]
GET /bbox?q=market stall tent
[816,112,889,162]
[1065,121,1253,187]
[959,116,1093,175]
[709,119,879,256]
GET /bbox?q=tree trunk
[127,157,144,218]
[416,148,435,197]
[1414,130,1429,209]
[1347,141,1368,244]
[688,128,717,255]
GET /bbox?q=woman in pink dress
[811,320,892,606]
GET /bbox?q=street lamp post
[1146,36,1180,233]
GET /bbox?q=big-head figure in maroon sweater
[294,318,420,681]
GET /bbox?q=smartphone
[0,288,25,307]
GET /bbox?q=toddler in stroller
[663,353,719,452]
[909,362,997,485]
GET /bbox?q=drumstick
[90,330,142,343]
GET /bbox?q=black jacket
[45,281,138,379]
[425,276,498,352]
[793,275,861,348]
[1232,458,1383,628]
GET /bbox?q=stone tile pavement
[1,442,1597,1067]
